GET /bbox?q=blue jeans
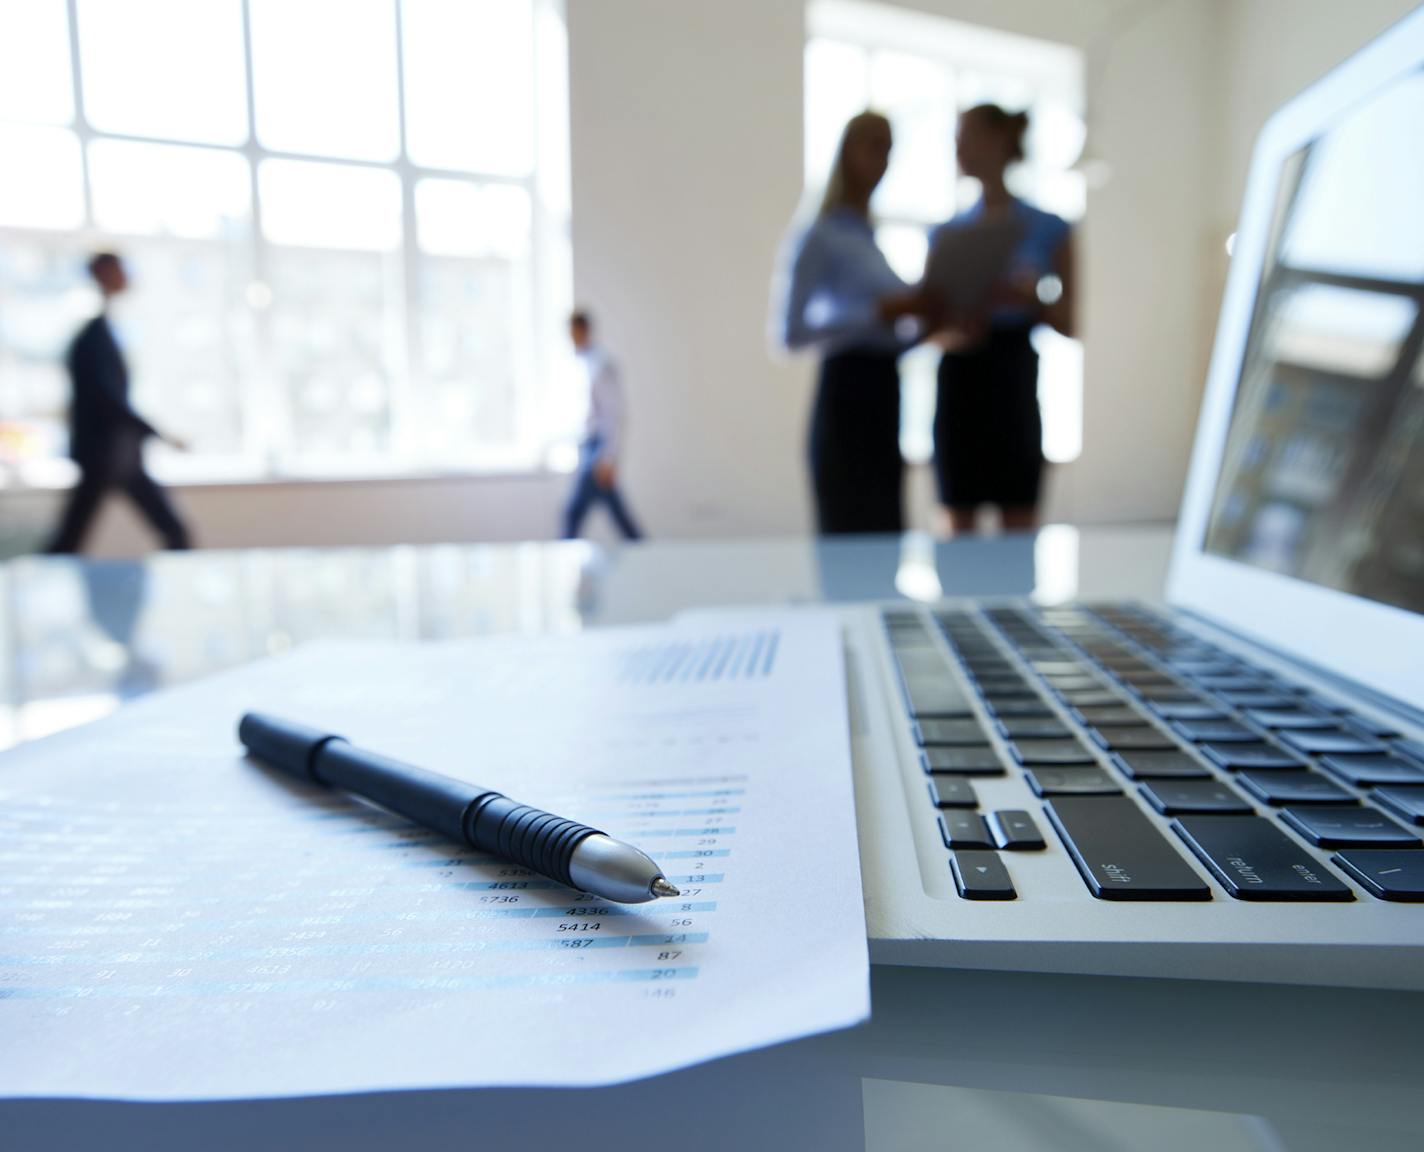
[561,437,643,540]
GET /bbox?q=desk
[4,527,1421,1152]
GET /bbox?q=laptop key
[904,690,975,720]
[1010,740,1097,766]
[922,747,1006,776]
[1280,730,1388,757]
[1025,767,1120,796]
[917,719,990,746]
[1089,726,1176,751]
[1200,743,1301,771]
[998,717,1074,740]
[1056,690,1126,707]
[1172,816,1353,901]
[1045,797,1210,901]
[1372,786,1424,826]
[1331,850,1424,902]
[988,809,1046,850]
[1236,770,1355,806]
[1147,702,1226,721]
[985,698,1055,717]
[1173,720,1258,744]
[1392,739,1424,766]
[928,777,978,809]
[939,811,993,850]
[1242,709,1337,730]
[1074,705,1146,725]
[1111,751,1212,780]
[1279,807,1421,848]
[1215,691,1299,709]
[1140,780,1253,815]
[1318,755,1424,787]
[950,851,1016,900]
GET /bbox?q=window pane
[415,180,530,259]
[402,0,534,176]
[258,160,402,251]
[0,240,92,462]
[117,241,256,458]
[0,0,74,125]
[870,51,952,221]
[267,249,397,464]
[76,0,247,145]
[0,125,83,229]
[90,141,250,239]
[250,0,399,162]
[805,39,868,186]
[415,257,531,459]
[1036,329,1083,463]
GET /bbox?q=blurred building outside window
[0,0,574,488]
[806,0,1087,466]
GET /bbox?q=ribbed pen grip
[463,794,600,889]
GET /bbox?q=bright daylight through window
[805,0,1086,465]
[0,0,573,485]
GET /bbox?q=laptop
[844,9,1424,990]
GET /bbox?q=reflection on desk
[0,527,1173,752]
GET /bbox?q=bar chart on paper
[0,615,868,1100]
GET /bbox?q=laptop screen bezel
[1167,8,1424,711]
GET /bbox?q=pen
[238,712,680,904]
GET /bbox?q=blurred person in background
[775,111,931,535]
[562,310,643,542]
[46,253,192,554]
[931,104,1075,533]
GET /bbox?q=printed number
[560,939,594,949]
[479,895,519,904]
[668,919,693,927]
[657,951,682,960]
[557,922,602,932]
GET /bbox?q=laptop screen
[1202,66,1424,617]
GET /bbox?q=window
[805,0,1086,465]
[0,0,572,484]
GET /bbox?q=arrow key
[951,851,1016,900]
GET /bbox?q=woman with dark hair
[775,112,925,534]
[931,103,1076,533]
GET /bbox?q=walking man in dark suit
[46,253,192,554]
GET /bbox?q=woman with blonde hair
[775,111,925,534]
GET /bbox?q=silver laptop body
[848,8,1424,990]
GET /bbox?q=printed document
[0,613,867,1099]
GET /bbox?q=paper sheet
[0,613,867,1100]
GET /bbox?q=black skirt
[809,349,903,535]
[933,326,1043,508]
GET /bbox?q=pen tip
[651,877,681,898]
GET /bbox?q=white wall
[10,0,1419,556]
[566,0,812,537]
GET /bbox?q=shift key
[1045,797,1211,900]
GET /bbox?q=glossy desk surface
[4,528,1420,1152]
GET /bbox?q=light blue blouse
[930,198,1070,328]
[776,207,909,355]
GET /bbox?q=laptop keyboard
[883,604,1424,903]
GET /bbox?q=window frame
[0,0,571,484]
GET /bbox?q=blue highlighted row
[0,966,700,1000]
[0,932,711,968]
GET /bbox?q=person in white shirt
[561,311,643,540]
